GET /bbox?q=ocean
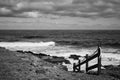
[0,30,120,71]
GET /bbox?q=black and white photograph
[0,0,120,80]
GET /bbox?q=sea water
[0,30,120,71]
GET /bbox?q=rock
[103,65,114,69]
[24,51,35,54]
[16,50,25,54]
[118,65,120,67]
[64,59,71,64]
[44,56,71,64]
[52,56,64,59]
[69,54,81,60]
[103,65,120,70]
[32,53,50,58]
[16,50,35,54]
[39,53,49,57]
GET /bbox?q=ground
[0,47,120,80]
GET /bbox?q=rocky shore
[0,47,120,80]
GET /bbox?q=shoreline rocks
[69,54,82,60]
[103,65,120,70]
[16,50,71,65]
[44,56,71,64]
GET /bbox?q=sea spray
[0,41,55,48]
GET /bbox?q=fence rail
[73,46,101,75]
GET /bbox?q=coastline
[0,47,120,80]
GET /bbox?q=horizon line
[0,29,120,31]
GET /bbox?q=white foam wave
[0,41,55,50]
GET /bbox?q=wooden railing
[73,46,101,75]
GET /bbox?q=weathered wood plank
[86,54,89,73]
[87,64,98,71]
[73,46,101,75]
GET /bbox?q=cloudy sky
[0,0,120,30]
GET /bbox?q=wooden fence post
[98,56,101,75]
[86,54,88,73]
[73,45,102,75]
[73,63,76,72]
[97,47,101,75]
[78,60,81,72]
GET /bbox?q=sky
[0,0,120,30]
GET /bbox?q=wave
[23,35,47,39]
[56,40,120,48]
[102,42,120,47]
[56,40,98,47]
[0,41,55,48]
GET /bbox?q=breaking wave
[0,41,55,50]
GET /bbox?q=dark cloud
[0,0,120,18]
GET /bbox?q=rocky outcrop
[16,50,71,65]
[69,54,81,60]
